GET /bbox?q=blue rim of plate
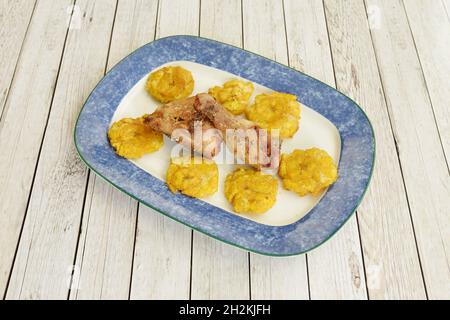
[74,35,375,256]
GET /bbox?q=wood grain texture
[191,233,249,299]
[243,0,309,300]
[323,0,426,299]
[129,0,199,299]
[443,0,450,21]
[130,206,191,299]
[69,0,158,300]
[190,0,249,300]
[402,0,450,165]
[0,0,447,300]
[200,0,242,46]
[155,0,200,38]
[0,0,36,117]
[284,0,368,300]
[0,0,74,297]
[367,0,450,299]
[6,0,117,299]
[69,177,137,299]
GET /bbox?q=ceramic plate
[74,35,375,256]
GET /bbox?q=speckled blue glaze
[75,35,375,256]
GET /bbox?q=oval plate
[74,35,375,256]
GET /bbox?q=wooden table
[0,0,449,300]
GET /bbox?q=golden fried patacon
[166,156,218,198]
[278,148,337,196]
[108,116,163,159]
[208,79,254,115]
[246,92,300,139]
[224,167,278,214]
[146,66,194,103]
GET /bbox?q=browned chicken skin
[143,96,223,158]
[194,93,280,169]
[143,93,280,168]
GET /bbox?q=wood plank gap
[304,254,311,300]
[2,0,77,299]
[127,203,140,300]
[67,170,91,300]
[189,230,194,300]
[361,0,429,299]
[153,0,160,40]
[248,253,251,300]
[281,0,290,66]
[355,213,371,300]
[72,174,96,300]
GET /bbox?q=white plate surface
[111,61,341,226]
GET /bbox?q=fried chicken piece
[194,93,280,169]
[143,96,223,158]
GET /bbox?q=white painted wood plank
[284,0,335,86]
[130,207,192,299]
[242,0,289,63]
[70,178,137,299]
[402,0,450,165]
[129,0,199,299]
[155,0,199,39]
[324,0,426,299]
[189,0,250,300]
[6,0,117,299]
[443,0,450,21]
[0,0,36,117]
[284,0,368,300]
[192,233,249,299]
[200,0,242,47]
[250,254,308,300]
[308,221,368,299]
[243,0,309,300]
[70,0,158,300]
[0,0,74,297]
[367,0,450,299]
